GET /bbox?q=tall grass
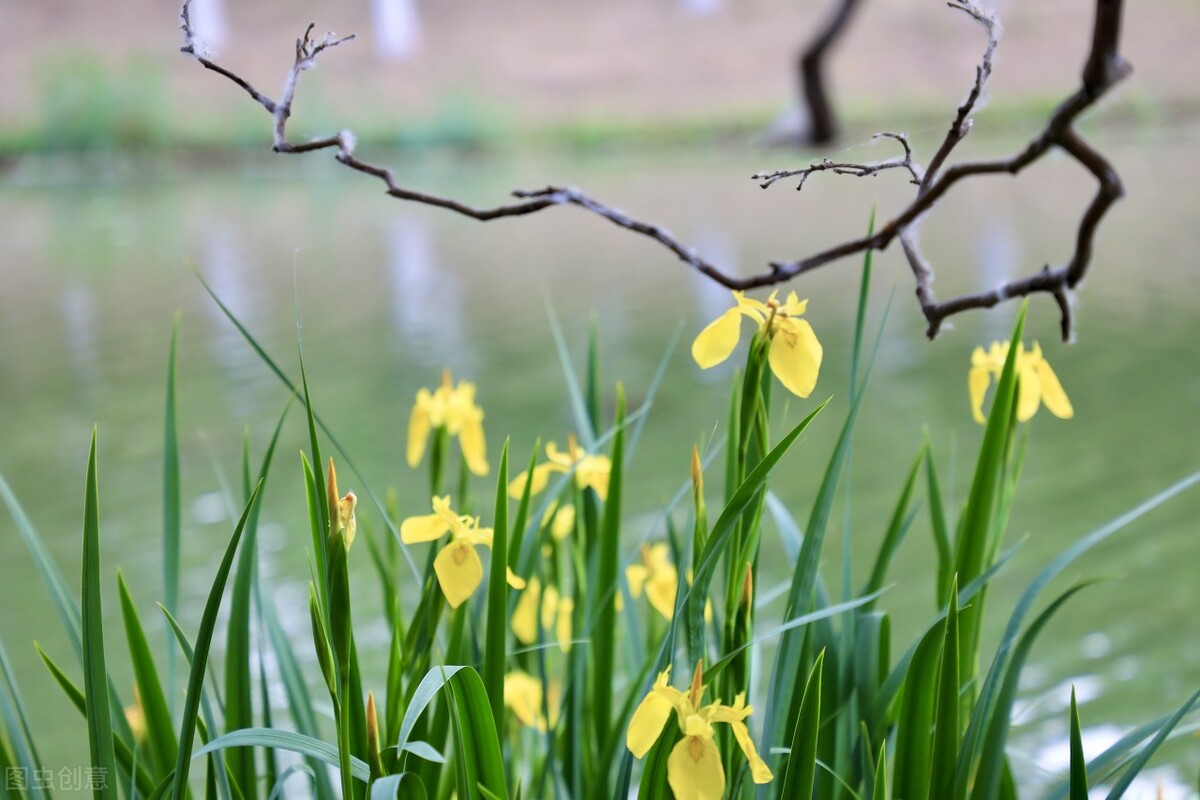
[1,256,1197,799]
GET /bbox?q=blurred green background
[2,0,1198,795]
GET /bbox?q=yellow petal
[406,394,431,468]
[667,735,725,800]
[503,671,545,731]
[646,576,677,622]
[626,688,675,758]
[1016,362,1042,422]
[578,455,612,500]
[541,585,560,631]
[400,513,451,544]
[767,318,822,398]
[434,541,483,608]
[468,526,494,548]
[508,463,556,500]
[506,567,526,590]
[1035,357,1074,419]
[626,564,649,599]
[691,308,743,369]
[458,418,489,477]
[511,578,541,644]
[550,503,575,540]
[556,597,574,653]
[969,365,991,425]
[729,720,774,784]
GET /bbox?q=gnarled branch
[179,0,1130,341]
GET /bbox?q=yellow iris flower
[626,663,773,800]
[969,340,1073,424]
[399,496,523,608]
[407,369,489,477]
[692,290,822,398]
[510,577,574,652]
[542,499,576,541]
[507,435,611,501]
[503,670,562,731]
[625,543,679,621]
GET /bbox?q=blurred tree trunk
[799,0,863,145]
[371,0,422,60]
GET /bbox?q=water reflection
[385,215,477,373]
[201,226,270,418]
[60,282,99,404]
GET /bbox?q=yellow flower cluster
[508,435,611,500]
[399,496,523,608]
[969,340,1073,424]
[692,290,822,398]
[407,369,489,476]
[626,663,773,800]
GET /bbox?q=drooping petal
[768,318,823,398]
[434,541,484,608]
[626,564,649,598]
[969,365,992,425]
[507,462,557,500]
[577,455,612,500]
[729,720,774,784]
[667,735,725,800]
[457,416,489,477]
[541,585,560,631]
[556,597,574,653]
[1016,361,1042,423]
[691,307,743,369]
[503,671,545,731]
[468,526,494,549]
[550,503,576,540]
[400,513,451,544]
[511,578,541,644]
[506,567,526,590]
[645,575,677,622]
[406,393,432,468]
[1035,357,1074,419]
[626,688,675,758]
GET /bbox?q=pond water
[2,127,1198,794]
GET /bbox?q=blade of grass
[117,571,179,777]
[1101,689,1200,800]
[970,582,1097,800]
[33,642,158,799]
[82,430,118,800]
[1068,688,1088,800]
[0,637,47,800]
[197,274,421,585]
[192,729,369,782]
[164,315,183,713]
[779,650,824,799]
[543,295,595,448]
[171,481,263,800]
[483,441,511,738]
[954,468,1200,796]
[592,386,625,784]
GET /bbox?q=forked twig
[179,0,1130,340]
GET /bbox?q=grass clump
[1,248,1198,800]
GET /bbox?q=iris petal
[768,318,823,398]
[969,365,991,425]
[458,418,489,477]
[626,691,675,759]
[667,735,725,800]
[399,513,451,544]
[406,398,431,468]
[434,541,483,608]
[1036,358,1074,419]
[691,308,743,369]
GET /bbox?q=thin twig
[178,0,1130,341]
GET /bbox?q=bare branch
[752,132,923,190]
[178,0,1130,341]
